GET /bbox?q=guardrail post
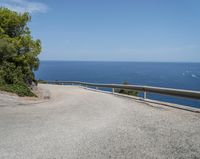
[144,91,147,99]
[112,88,115,93]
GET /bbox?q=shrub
[114,81,138,96]
[0,83,35,97]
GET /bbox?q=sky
[1,0,200,62]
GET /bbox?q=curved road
[0,84,200,159]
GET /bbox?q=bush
[114,81,138,96]
[0,83,35,97]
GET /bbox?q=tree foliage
[0,7,41,95]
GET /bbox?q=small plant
[114,81,138,96]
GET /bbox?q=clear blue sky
[1,0,200,62]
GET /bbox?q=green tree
[0,7,41,96]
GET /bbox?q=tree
[0,7,41,96]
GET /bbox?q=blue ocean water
[35,61,200,108]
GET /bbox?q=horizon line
[39,60,200,63]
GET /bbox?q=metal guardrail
[42,81,200,100]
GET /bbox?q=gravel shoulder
[0,84,200,159]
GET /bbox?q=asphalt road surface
[0,84,200,159]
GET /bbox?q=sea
[35,61,200,108]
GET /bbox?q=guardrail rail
[41,81,200,100]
